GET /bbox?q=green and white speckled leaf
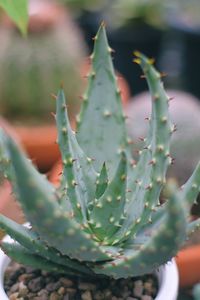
[1,242,82,276]
[95,162,108,199]
[56,89,97,225]
[77,24,129,178]
[179,162,200,211]
[0,215,93,275]
[113,53,172,243]
[90,153,127,242]
[93,187,187,278]
[4,135,111,262]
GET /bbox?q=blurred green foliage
[0,0,28,35]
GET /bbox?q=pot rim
[0,234,178,300]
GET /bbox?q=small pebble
[18,281,29,297]
[4,261,158,299]
[93,290,104,300]
[28,276,45,292]
[78,282,96,291]
[10,282,19,293]
[81,290,93,300]
[46,281,61,292]
[59,277,74,287]
[50,291,62,300]
[58,286,65,295]
[9,292,19,300]
[37,289,49,300]
[133,280,143,297]
[141,296,153,300]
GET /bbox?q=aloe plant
[0,24,200,280]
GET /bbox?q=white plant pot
[0,235,179,300]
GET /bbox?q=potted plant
[0,24,200,299]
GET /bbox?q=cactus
[0,1,85,123]
[0,24,200,280]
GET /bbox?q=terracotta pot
[49,159,62,186]
[176,245,200,288]
[0,233,179,300]
[15,125,60,173]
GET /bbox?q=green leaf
[77,23,129,178]
[94,187,187,278]
[179,162,200,212]
[90,153,127,243]
[56,89,97,225]
[0,215,93,275]
[114,52,172,242]
[1,242,81,276]
[0,0,28,35]
[95,162,108,199]
[4,134,110,262]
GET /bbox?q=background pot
[176,244,200,288]
[0,234,179,300]
[15,125,60,173]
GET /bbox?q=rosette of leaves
[0,24,200,279]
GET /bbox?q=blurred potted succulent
[0,0,86,172]
[0,24,200,299]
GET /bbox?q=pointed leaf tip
[100,20,106,28]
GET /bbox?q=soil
[4,261,158,300]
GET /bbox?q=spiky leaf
[77,23,129,177]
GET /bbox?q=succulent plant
[0,24,200,280]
